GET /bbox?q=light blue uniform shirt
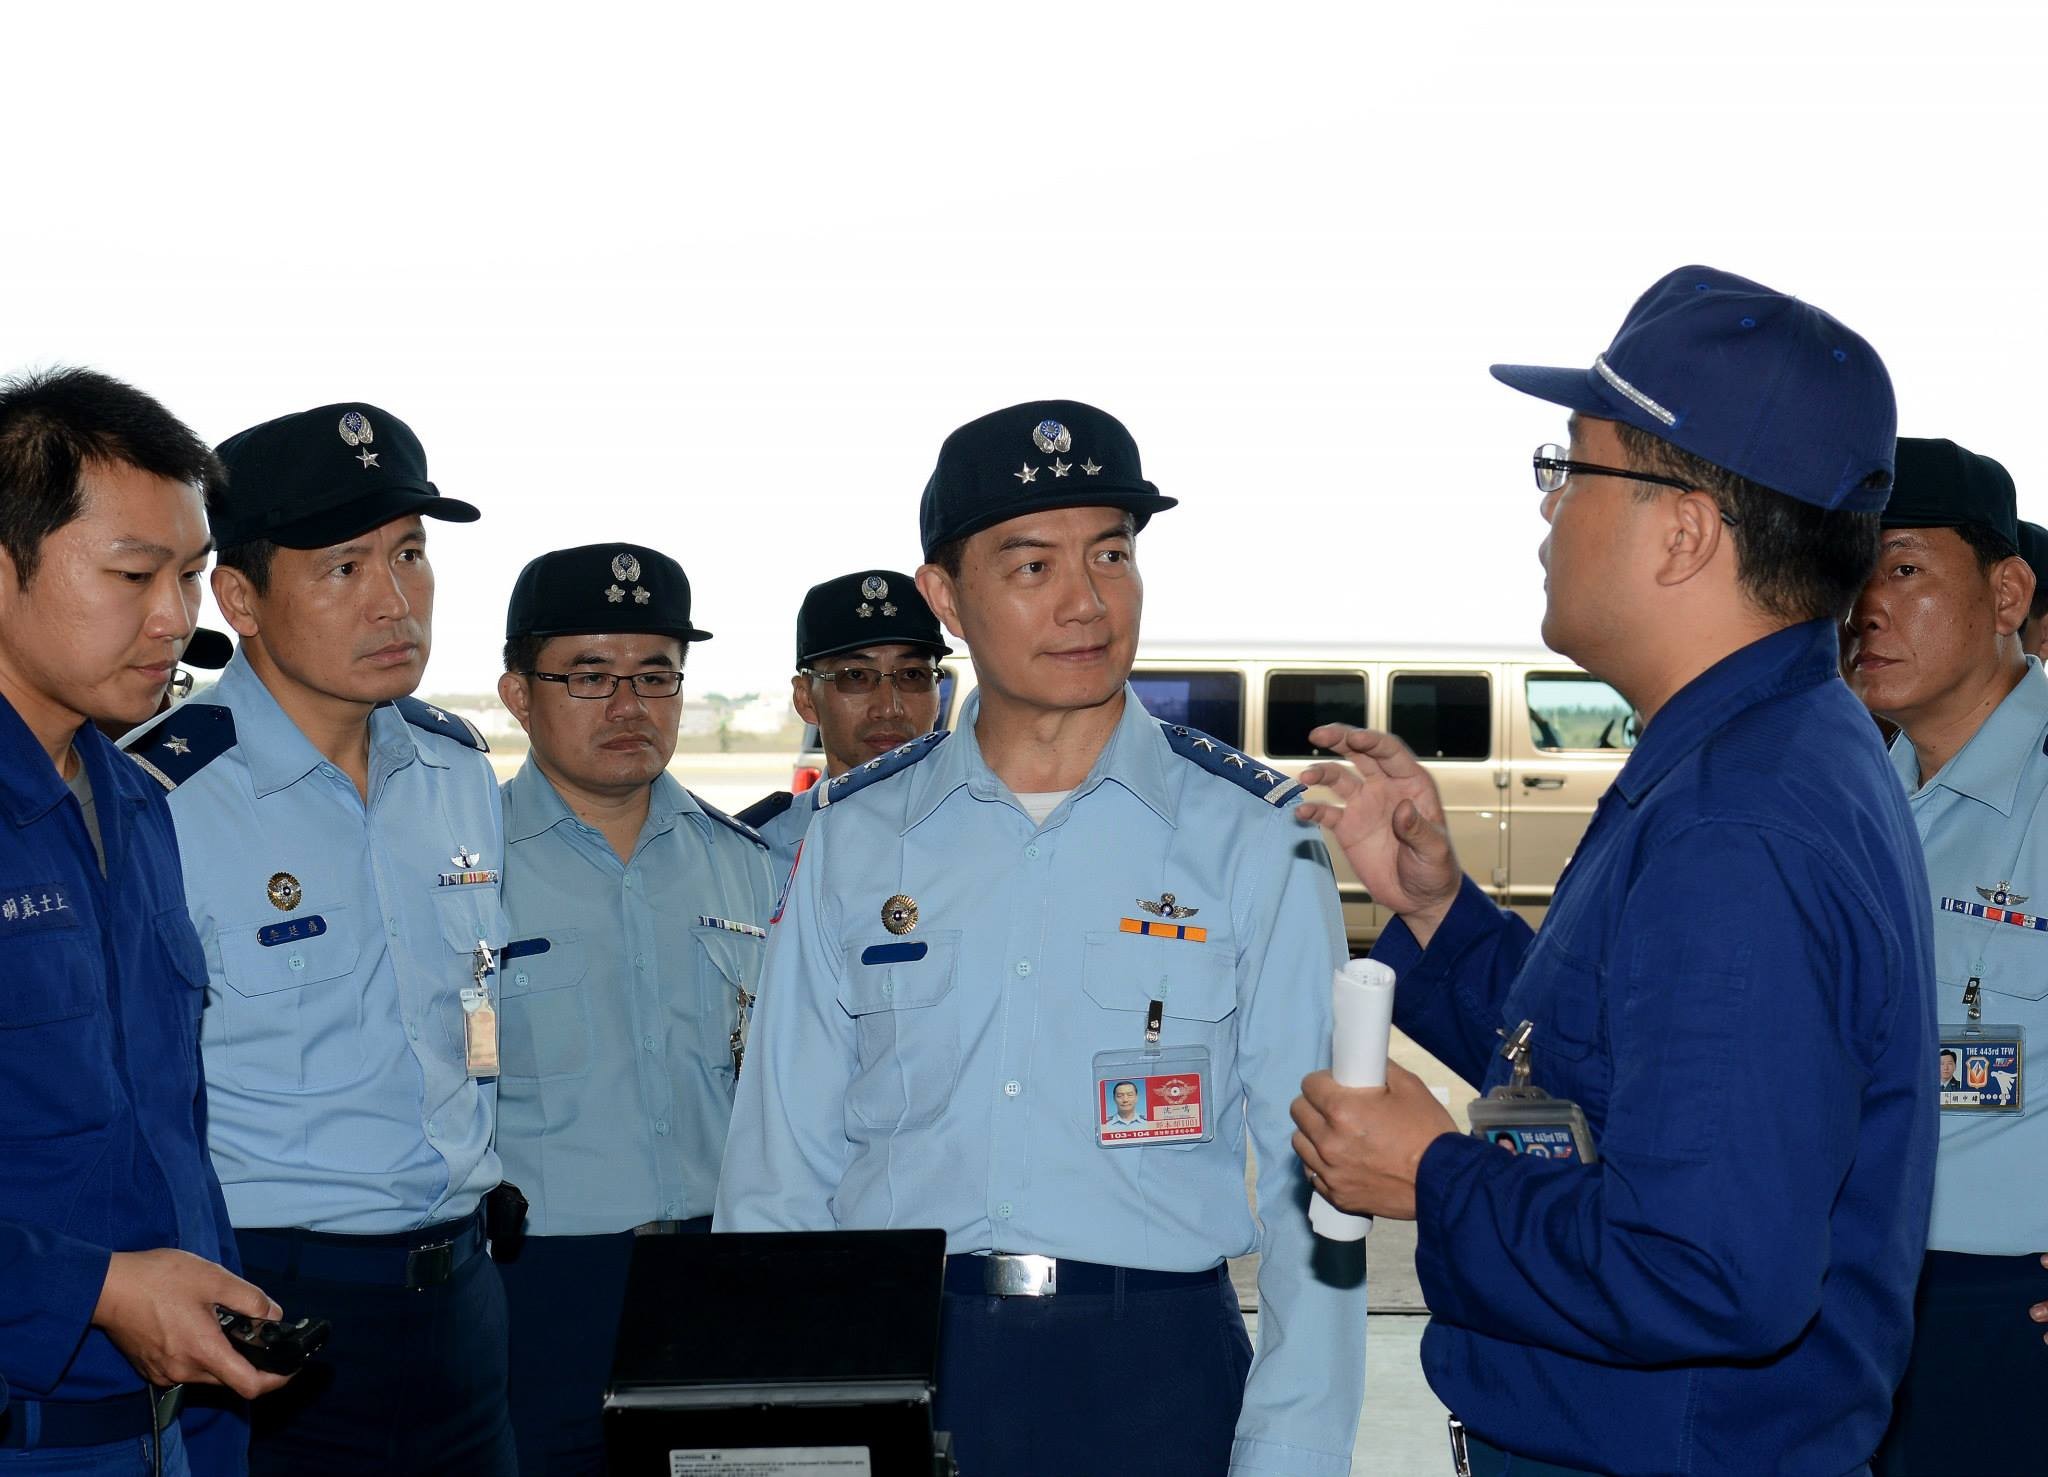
[137,653,505,1233]
[752,785,817,879]
[496,762,775,1234]
[717,689,1367,1477]
[1892,660,2048,1254]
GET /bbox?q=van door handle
[1521,775,1566,790]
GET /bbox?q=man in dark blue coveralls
[1290,268,1938,1477]
[0,368,291,1476]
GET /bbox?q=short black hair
[0,365,222,587]
[216,537,279,595]
[1954,522,2021,572]
[1614,423,1882,624]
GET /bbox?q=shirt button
[635,954,647,970]
[407,1021,419,1041]
[1015,960,1032,976]
[288,953,305,972]
[1003,1080,1021,1098]
[996,1202,1013,1219]
[654,1119,670,1135]
[625,877,635,890]
[427,1120,437,1136]
[881,981,895,998]
[514,970,530,987]
[1024,845,1040,859]
[665,1202,679,1219]
[319,764,337,779]
[643,1034,657,1051]
[388,919,401,937]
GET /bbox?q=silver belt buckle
[982,1253,1057,1297]
[1447,1416,1471,1477]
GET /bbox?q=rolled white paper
[1309,957,1397,1242]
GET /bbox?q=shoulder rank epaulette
[124,703,238,792]
[1159,722,1305,807]
[816,729,949,810]
[735,790,796,829]
[692,794,768,849]
[396,697,488,752]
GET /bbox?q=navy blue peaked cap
[919,400,1176,558]
[1492,266,1896,513]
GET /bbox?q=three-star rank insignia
[881,894,919,935]
[337,411,379,470]
[267,872,303,911]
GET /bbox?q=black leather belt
[0,1386,181,1450]
[237,1208,486,1291]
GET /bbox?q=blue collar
[1612,621,1846,806]
[503,758,698,846]
[0,692,152,828]
[214,652,443,799]
[1890,661,2048,816]
[901,685,1180,834]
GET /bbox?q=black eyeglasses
[1532,445,1740,526]
[529,670,684,700]
[800,664,939,695]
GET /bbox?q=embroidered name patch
[1941,896,2048,933]
[258,915,328,947]
[1119,917,1208,943]
[0,884,76,933]
[698,916,768,939]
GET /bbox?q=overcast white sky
[9,0,2044,699]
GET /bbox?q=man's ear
[1992,554,2035,638]
[1653,490,1729,590]
[915,563,965,641]
[212,565,263,639]
[789,671,820,727]
[497,670,534,734]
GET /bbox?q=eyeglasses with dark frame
[528,669,685,700]
[1532,444,1741,526]
[800,664,940,695]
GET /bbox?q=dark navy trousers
[499,1222,709,1477]
[235,1217,516,1477]
[933,1262,1253,1477]
[1873,1251,2048,1476]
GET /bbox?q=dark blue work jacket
[1376,621,1938,1477]
[0,693,234,1403]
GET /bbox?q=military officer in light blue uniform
[491,542,776,1476]
[1846,438,2048,1469]
[126,402,515,1477]
[717,401,1367,1477]
[737,568,950,877]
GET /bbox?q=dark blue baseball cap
[1492,266,1896,512]
[1882,437,2018,545]
[919,400,1176,559]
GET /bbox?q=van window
[1389,672,1490,760]
[1526,672,1637,751]
[1131,670,1245,748]
[1265,672,1367,758]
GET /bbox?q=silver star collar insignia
[1081,458,1103,476]
[1014,463,1039,485]
[166,735,191,757]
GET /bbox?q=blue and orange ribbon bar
[1120,916,1208,942]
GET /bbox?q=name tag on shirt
[258,915,328,947]
[0,883,77,934]
[1938,1029,2024,1112]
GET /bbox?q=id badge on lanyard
[1092,994,1213,1147]
[1465,1019,1599,1163]
[462,938,500,1079]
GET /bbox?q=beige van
[794,640,1636,947]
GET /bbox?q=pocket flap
[838,931,959,1015]
[219,907,361,996]
[1080,931,1237,1021]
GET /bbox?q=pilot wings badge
[1137,892,1198,920]
[1978,881,2030,908]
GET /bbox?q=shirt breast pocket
[835,930,961,1131]
[1080,931,1239,1038]
[216,905,366,1091]
[500,931,592,1080]
[1934,907,2048,1005]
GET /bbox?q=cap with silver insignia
[794,569,951,668]
[919,399,1176,559]
[505,541,713,644]
[211,402,480,549]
